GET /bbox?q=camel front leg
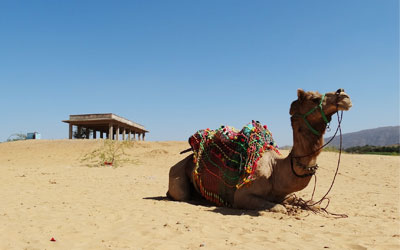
[234,192,287,213]
[167,154,194,201]
[233,181,287,213]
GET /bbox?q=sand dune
[0,140,399,249]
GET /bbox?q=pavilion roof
[62,113,148,133]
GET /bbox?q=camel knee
[167,154,194,201]
[168,176,191,201]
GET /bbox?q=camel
[167,89,352,212]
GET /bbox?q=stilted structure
[62,113,148,140]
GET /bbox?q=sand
[0,139,399,250]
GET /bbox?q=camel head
[290,89,352,136]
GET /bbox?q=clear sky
[0,0,398,146]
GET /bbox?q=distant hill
[325,126,400,149]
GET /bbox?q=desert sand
[0,139,399,250]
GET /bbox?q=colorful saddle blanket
[189,120,280,206]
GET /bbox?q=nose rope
[287,89,348,217]
[286,110,348,218]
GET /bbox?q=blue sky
[0,0,398,146]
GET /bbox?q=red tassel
[50,237,56,242]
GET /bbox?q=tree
[7,133,27,142]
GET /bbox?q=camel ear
[297,89,306,100]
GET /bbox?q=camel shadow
[143,196,170,201]
[143,195,214,207]
[208,207,261,216]
[143,196,261,216]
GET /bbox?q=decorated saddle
[188,120,280,207]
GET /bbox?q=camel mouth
[338,101,352,111]
[336,93,352,111]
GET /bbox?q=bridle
[290,89,344,178]
[286,89,348,218]
[292,93,330,136]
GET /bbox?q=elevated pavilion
[62,113,148,140]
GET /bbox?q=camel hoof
[268,204,287,214]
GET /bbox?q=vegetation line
[323,145,400,156]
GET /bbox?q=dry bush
[81,140,140,168]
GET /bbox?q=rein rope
[287,110,348,218]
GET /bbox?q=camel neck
[290,128,324,168]
[270,122,325,197]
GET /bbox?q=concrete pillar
[85,128,90,139]
[93,130,97,139]
[143,133,145,141]
[116,126,120,141]
[77,126,82,139]
[69,124,73,139]
[109,124,113,140]
[128,130,131,141]
[100,132,104,139]
[122,128,126,140]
